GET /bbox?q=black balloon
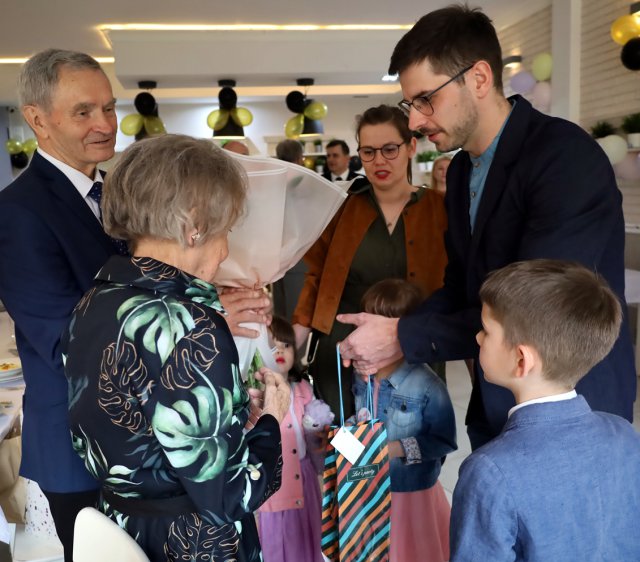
[10,151,29,169]
[218,87,237,110]
[286,90,306,114]
[621,38,640,71]
[134,92,157,116]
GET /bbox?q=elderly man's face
[28,67,117,177]
[326,145,350,175]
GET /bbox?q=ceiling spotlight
[503,55,523,68]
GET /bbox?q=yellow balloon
[120,113,144,136]
[5,138,23,155]
[531,52,552,82]
[304,101,328,120]
[611,14,640,46]
[144,116,166,136]
[22,138,38,155]
[207,109,230,131]
[285,114,304,139]
[303,156,315,169]
[231,107,253,127]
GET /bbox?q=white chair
[73,507,149,562]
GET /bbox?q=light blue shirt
[468,101,516,231]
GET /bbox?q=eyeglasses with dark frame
[357,143,405,162]
[398,64,475,117]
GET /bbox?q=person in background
[258,316,324,562]
[452,259,640,561]
[223,140,250,155]
[353,278,456,562]
[322,139,361,182]
[276,139,304,165]
[293,105,448,417]
[337,5,635,450]
[429,155,452,195]
[62,134,289,561]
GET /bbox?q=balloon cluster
[611,13,640,71]
[508,53,552,113]
[120,91,167,139]
[207,87,253,136]
[4,137,37,169]
[284,91,328,139]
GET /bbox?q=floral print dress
[61,256,282,561]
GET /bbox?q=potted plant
[621,113,640,149]
[590,121,616,139]
[416,150,440,172]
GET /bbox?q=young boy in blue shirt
[451,259,640,561]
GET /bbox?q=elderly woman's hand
[255,367,290,424]
[218,287,272,338]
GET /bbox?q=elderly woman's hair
[102,134,247,247]
[18,48,102,110]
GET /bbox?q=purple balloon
[531,81,552,112]
[509,71,536,94]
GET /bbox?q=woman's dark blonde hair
[103,134,247,248]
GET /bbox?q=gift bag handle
[336,344,374,427]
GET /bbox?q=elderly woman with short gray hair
[62,134,289,561]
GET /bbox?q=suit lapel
[29,152,115,256]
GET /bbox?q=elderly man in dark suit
[0,49,270,561]
[337,5,636,451]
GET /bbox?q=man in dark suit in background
[322,139,361,182]
[337,5,636,450]
[0,49,271,561]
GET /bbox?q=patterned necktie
[88,182,129,256]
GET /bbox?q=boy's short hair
[479,259,622,387]
[361,278,424,318]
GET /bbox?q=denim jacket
[352,362,457,492]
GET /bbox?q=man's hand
[219,288,271,338]
[336,313,402,375]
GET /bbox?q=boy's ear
[514,344,538,379]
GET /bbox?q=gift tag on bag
[330,427,365,465]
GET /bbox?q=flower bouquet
[214,151,349,378]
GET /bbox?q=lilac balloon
[613,152,640,180]
[531,81,551,113]
[509,71,536,94]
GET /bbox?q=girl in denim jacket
[352,279,457,562]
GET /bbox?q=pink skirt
[390,481,451,562]
[258,456,324,562]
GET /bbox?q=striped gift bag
[321,348,391,561]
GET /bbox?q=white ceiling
[0,0,550,105]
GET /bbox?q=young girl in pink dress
[258,316,326,562]
[353,279,457,562]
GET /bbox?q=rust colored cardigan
[292,187,448,334]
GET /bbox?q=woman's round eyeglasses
[357,143,404,162]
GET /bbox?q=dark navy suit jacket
[398,95,636,436]
[0,152,116,492]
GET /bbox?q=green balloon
[22,138,38,155]
[144,116,166,136]
[304,101,328,120]
[531,53,552,82]
[285,114,304,139]
[120,113,144,136]
[207,109,230,131]
[5,138,23,155]
[231,107,253,127]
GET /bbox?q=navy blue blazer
[0,152,116,492]
[398,95,636,435]
[451,397,640,560]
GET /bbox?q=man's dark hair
[389,4,504,92]
[326,139,350,155]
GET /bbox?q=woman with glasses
[292,105,448,418]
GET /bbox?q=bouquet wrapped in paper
[214,152,349,377]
